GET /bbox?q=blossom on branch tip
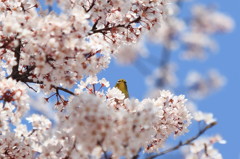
[183,135,226,159]
[193,111,216,125]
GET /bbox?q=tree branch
[88,16,141,35]
[85,0,96,13]
[8,40,21,79]
[147,122,217,159]
[53,86,75,96]
[6,43,75,96]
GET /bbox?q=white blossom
[0,0,231,158]
[183,135,226,159]
[181,4,234,60]
[0,133,34,159]
[114,40,148,64]
[0,78,29,124]
[37,89,192,158]
[148,17,186,50]
[1,0,172,90]
[194,111,216,125]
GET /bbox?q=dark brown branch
[147,122,217,159]
[28,129,37,137]
[8,40,21,79]
[91,17,100,32]
[0,37,14,49]
[7,52,75,96]
[85,0,96,13]
[13,72,75,96]
[15,65,36,82]
[89,16,141,35]
[24,78,75,96]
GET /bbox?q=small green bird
[115,79,129,98]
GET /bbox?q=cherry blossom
[41,89,191,158]
[183,135,226,159]
[181,4,234,60]
[0,0,233,159]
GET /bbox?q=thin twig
[28,129,37,137]
[8,40,21,79]
[24,82,37,92]
[86,0,96,12]
[147,122,217,159]
[53,86,75,96]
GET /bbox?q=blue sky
[98,0,240,158]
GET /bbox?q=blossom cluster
[0,113,51,159]
[0,0,172,91]
[118,3,234,63]
[0,133,34,159]
[0,78,29,126]
[0,76,191,159]
[181,4,234,60]
[40,81,191,158]
[148,16,185,50]
[0,0,230,159]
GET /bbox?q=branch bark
[146,122,217,159]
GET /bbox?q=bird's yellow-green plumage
[115,79,129,98]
